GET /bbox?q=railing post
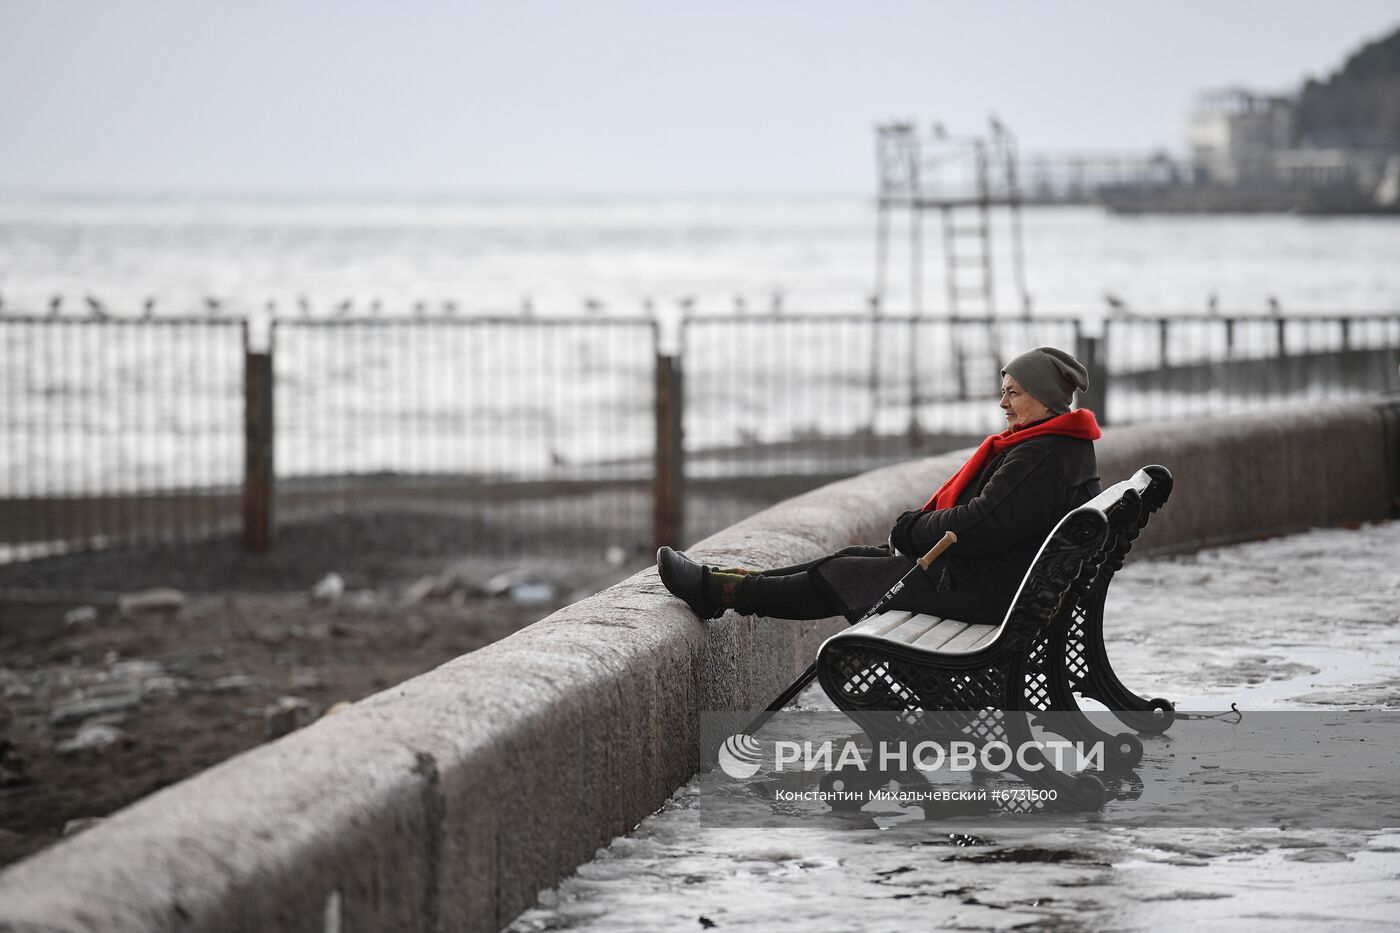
[653,353,684,551]
[907,316,923,448]
[1076,332,1109,425]
[243,335,274,554]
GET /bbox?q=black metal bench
[1033,465,1176,740]
[814,465,1174,813]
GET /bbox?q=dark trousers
[733,545,934,621]
[730,555,836,620]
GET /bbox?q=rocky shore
[0,509,638,868]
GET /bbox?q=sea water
[2,195,1398,494]
[3,194,1399,317]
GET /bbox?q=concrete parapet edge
[1,400,1397,932]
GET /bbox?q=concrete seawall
[2,400,1397,932]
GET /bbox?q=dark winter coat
[808,433,1102,625]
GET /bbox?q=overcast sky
[2,1,1397,194]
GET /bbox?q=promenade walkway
[509,520,1400,932]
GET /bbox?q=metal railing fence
[2,310,1397,565]
[268,316,659,557]
[1103,315,1400,424]
[679,314,1083,539]
[0,316,245,562]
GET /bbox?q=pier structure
[873,118,1031,317]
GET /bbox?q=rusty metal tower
[874,118,1030,317]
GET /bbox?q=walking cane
[740,530,957,737]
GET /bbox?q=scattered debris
[117,588,186,619]
[0,521,619,870]
[400,576,442,606]
[63,606,99,627]
[207,674,270,695]
[310,573,345,602]
[55,723,128,756]
[509,582,556,605]
[265,696,316,740]
[483,572,521,598]
[61,817,105,837]
[108,659,164,680]
[399,573,473,606]
[49,693,142,727]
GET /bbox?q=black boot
[656,547,723,620]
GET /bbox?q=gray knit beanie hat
[1001,347,1089,414]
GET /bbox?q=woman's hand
[888,509,923,558]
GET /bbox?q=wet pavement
[509,521,1400,932]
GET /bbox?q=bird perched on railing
[264,299,277,316]
[412,300,427,317]
[1103,292,1129,315]
[369,298,382,317]
[205,296,222,317]
[49,294,63,316]
[677,296,696,316]
[442,300,458,316]
[642,298,656,318]
[85,294,109,318]
[1207,293,1219,315]
[583,297,605,315]
[334,298,353,317]
[143,297,157,318]
[732,295,746,314]
[297,295,311,317]
[867,293,882,315]
[1267,296,1282,316]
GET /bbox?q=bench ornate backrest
[1033,465,1174,713]
[983,499,1112,655]
[929,469,1165,658]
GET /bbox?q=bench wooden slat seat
[859,612,1000,654]
[815,465,1175,814]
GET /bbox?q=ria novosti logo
[716,734,1105,779]
[717,733,764,778]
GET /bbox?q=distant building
[1185,87,1396,202]
[1186,88,1294,185]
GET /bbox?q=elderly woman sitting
[657,346,1103,627]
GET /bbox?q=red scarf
[920,409,1101,511]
